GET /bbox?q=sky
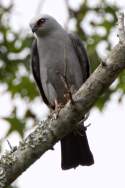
[1,0,125,188]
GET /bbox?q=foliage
[67,0,123,110]
[0,3,38,139]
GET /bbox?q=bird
[29,14,94,170]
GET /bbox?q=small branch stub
[118,12,125,44]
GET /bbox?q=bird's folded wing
[31,39,50,106]
[69,34,90,81]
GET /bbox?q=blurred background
[0,0,125,188]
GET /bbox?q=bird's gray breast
[37,32,83,105]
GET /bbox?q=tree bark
[0,13,125,188]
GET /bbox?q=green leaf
[5,116,25,137]
[8,76,38,100]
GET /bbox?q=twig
[7,140,13,151]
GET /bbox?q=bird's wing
[31,39,50,106]
[69,33,90,81]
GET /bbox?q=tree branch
[0,13,125,188]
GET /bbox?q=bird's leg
[49,100,62,120]
[55,46,74,105]
[54,99,60,112]
[64,76,74,105]
[62,45,75,104]
[52,99,63,119]
[59,74,74,105]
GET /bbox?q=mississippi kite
[30,15,94,170]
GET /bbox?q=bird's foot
[51,100,63,120]
[64,89,74,105]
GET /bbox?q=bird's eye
[37,18,46,26]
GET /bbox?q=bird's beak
[32,25,37,33]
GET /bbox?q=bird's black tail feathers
[61,124,94,170]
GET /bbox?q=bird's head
[29,15,61,37]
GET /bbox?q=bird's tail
[61,124,94,170]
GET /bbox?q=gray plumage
[30,15,94,169]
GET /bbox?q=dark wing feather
[69,33,90,81]
[31,39,49,106]
[61,35,93,170]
